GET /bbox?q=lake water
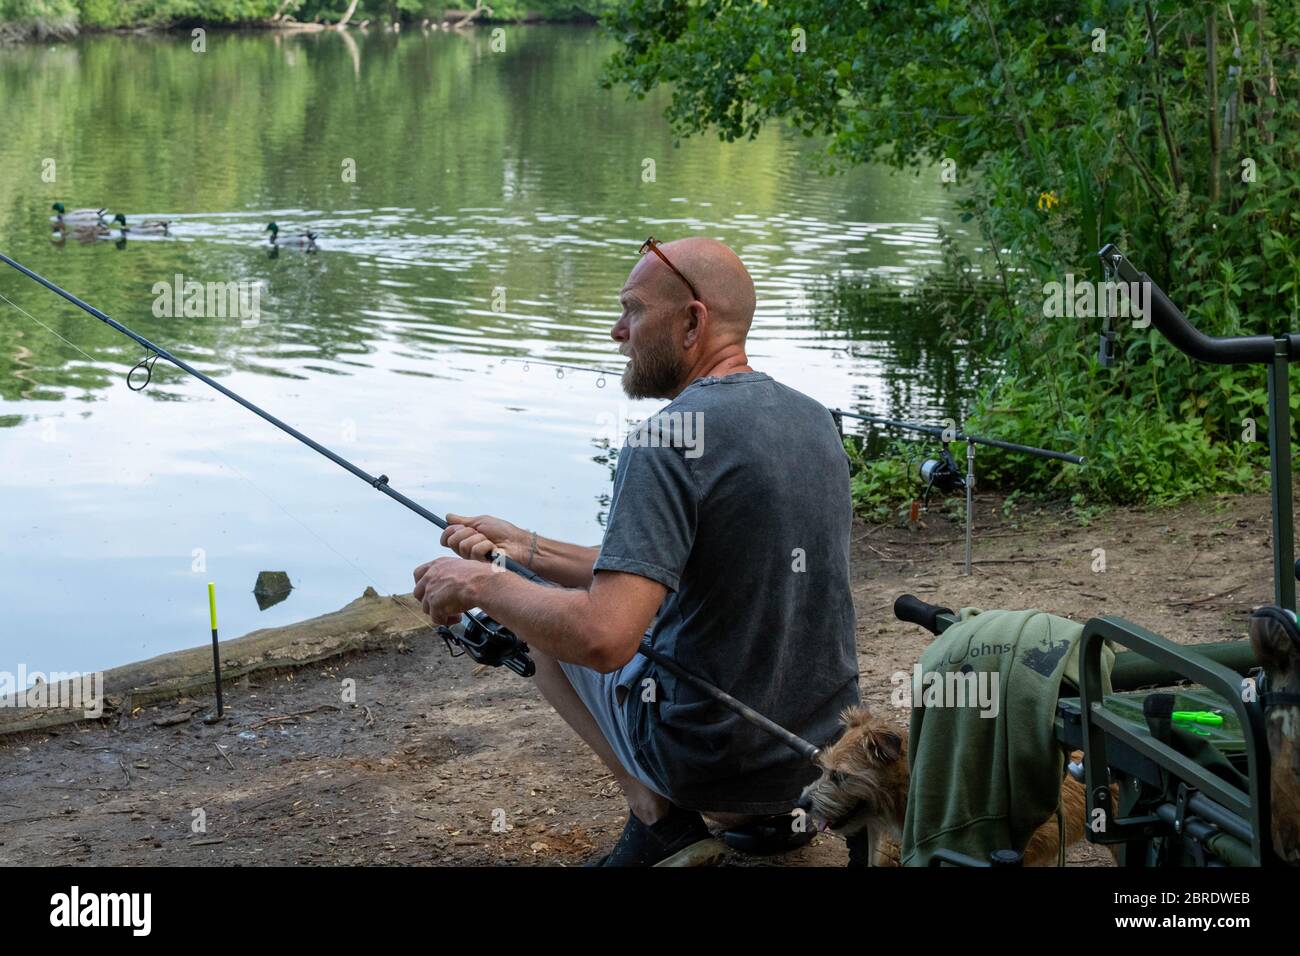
[0,26,970,675]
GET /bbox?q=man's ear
[682,302,705,349]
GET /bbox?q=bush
[0,0,78,38]
[603,0,1300,508]
[847,436,921,523]
[0,0,614,31]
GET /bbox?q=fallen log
[0,587,433,737]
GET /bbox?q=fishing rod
[499,357,621,387]
[829,408,1084,576]
[828,409,1086,466]
[494,357,1086,465]
[0,251,541,674]
[486,354,1087,577]
[0,252,822,761]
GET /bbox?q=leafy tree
[0,0,615,33]
[605,0,1300,504]
[0,0,78,38]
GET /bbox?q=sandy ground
[0,492,1275,866]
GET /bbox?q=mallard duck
[266,222,318,251]
[51,203,107,228]
[110,213,171,236]
[62,219,112,243]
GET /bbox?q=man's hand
[442,512,600,588]
[412,556,494,626]
[441,513,530,564]
[412,553,666,672]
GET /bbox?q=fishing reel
[919,448,966,509]
[437,607,536,677]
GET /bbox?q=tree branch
[334,0,359,29]
[1143,0,1185,194]
[1207,5,1221,206]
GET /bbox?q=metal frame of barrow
[1072,616,1273,866]
[891,595,1273,866]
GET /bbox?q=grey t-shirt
[594,371,860,814]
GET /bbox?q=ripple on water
[0,27,976,669]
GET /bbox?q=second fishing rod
[830,408,1085,576]
[0,252,822,763]
[510,355,1087,575]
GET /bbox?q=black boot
[589,804,721,867]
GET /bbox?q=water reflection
[0,26,973,671]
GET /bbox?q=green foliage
[0,0,613,33]
[604,0,1300,506]
[846,436,919,523]
[0,0,77,37]
[1068,494,1104,527]
[477,0,616,20]
[1000,489,1022,518]
[0,0,77,18]
[76,0,280,29]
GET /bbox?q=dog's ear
[840,704,872,728]
[862,727,904,764]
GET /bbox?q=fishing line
[0,288,104,367]
[0,254,477,548]
[0,266,441,641]
[0,253,823,760]
[497,355,1087,466]
[192,445,438,638]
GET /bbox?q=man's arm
[441,513,598,589]
[413,557,664,673]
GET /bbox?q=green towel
[900,607,1114,866]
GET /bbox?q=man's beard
[621,328,687,399]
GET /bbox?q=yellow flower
[1037,190,1060,212]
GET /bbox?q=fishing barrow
[887,243,1300,867]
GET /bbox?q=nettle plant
[604,0,1300,505]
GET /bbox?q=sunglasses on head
[640,236,701,302]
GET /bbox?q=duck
[51,203,107,228]
[265,222,318,251]
[109,213,171,236]
[60,219,113,243]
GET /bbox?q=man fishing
[412,237,860,866]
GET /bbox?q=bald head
[627,237,756,337]
[614,237,757,399]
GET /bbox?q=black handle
[893,594,953,636]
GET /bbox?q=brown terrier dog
[1249,606,1300,863]
[797,705,1105,866]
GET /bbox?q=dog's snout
[794,792,814,815]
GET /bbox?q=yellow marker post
[205,582,225,722]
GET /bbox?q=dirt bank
[0,492,1276,866]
